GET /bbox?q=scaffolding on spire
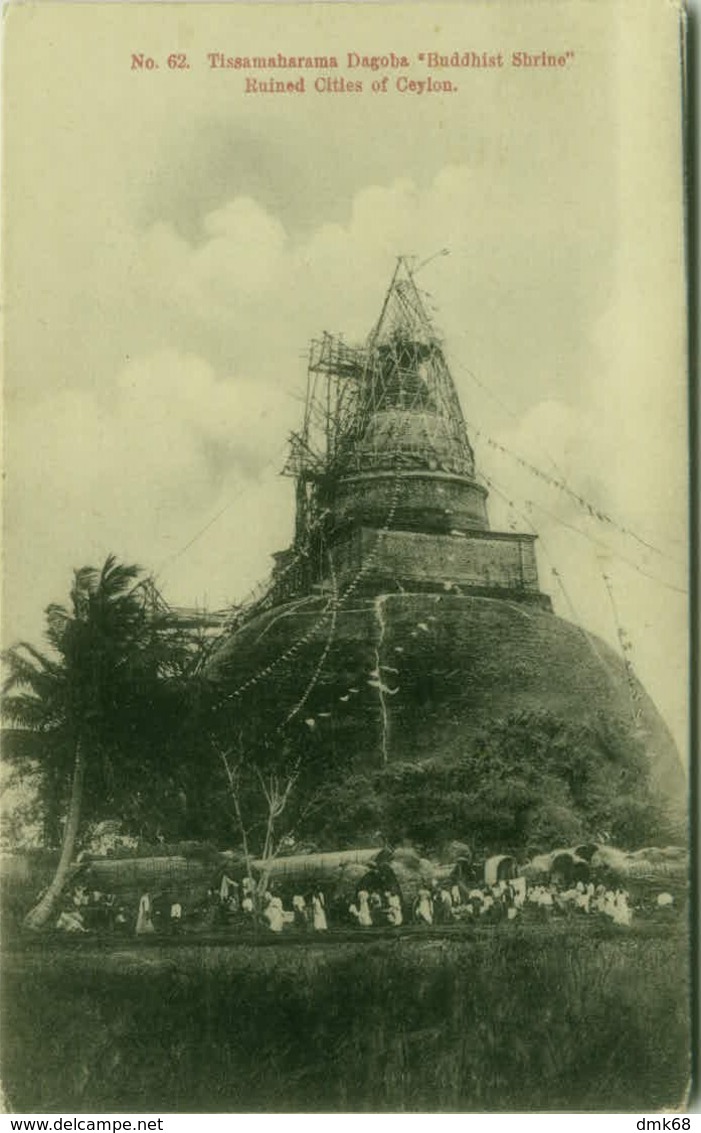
[283,257,477,552]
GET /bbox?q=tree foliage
[2,556,198,924]
[4,565,679,879]
[295,710,680,856]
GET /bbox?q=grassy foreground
[1,924,690,1113]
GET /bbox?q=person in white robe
[575,889,590,914]
[56,909,87,933]
[136,892,155,935]
[312,892,328,931]
[415,888,434,925]
[219,874,237,903]
[264,894,285,933]
[73,886,89,908]
[612,890,632,926]
[357,890,373,927]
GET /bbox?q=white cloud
[4,163,688,755]
[4,350,293,642]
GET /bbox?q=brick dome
[206,592,685,815]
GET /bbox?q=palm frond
[4,553,197,854]
[2,692,63,730]
[2,643,59,694]
[8,640,61,675]
[97,556,142,599]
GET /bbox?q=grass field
[0,920,690,1113]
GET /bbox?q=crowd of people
[50,870,678,936]
[454,879,637,925]
[55,886,128,934]
[52,875,331,936]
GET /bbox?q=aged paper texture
[1,0,691,1115]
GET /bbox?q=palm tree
[3,555,173,930]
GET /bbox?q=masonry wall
[332,526,541,593]
[334,472,489,533]
[207,592,685,808]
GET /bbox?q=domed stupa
[207,260,685,823]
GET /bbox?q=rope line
[471,424,684,565]
[483,474,614,673]
[278,553,339,731]
[480,472,687,597]
[600,570,645,729]
[216,410,407,708]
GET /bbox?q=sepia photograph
[0,0,692,1114]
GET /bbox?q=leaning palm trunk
[24,740,85,931]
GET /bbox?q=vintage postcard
[0,0,691,1115]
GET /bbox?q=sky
[2,1,689,755]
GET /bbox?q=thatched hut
[484,855,516,886]
[244,848,387,918]
[550,851,590,886]
[590,845,688,888]
[573,843,601,862]
[441,841,473,868]
[251,847,382,888]
[331,862,377,907]
[380,849,436,910]
[521,852,552,881]
[522,847,590,885]
[251,846,441,917]
[80,849,246,908]
[82,856,202,905]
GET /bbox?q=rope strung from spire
[600,569,645,729]
[460,364,570,486]
[152,441,289,584]
[520,492,687,597]
[482,473,614,673]
[278,552,339,731]
[215,408,409,708]
[479,470,686,597]
[471,425,684,565]
[223,507,333,637]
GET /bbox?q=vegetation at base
[2,557,196,926]
[1,926,689,1112]
[0,561,690,1115]
[2,555,684,905]
[148,699,683,861]
[310,711,683,856]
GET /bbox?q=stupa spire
[275,257,547,607]
[343,256,476,479]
